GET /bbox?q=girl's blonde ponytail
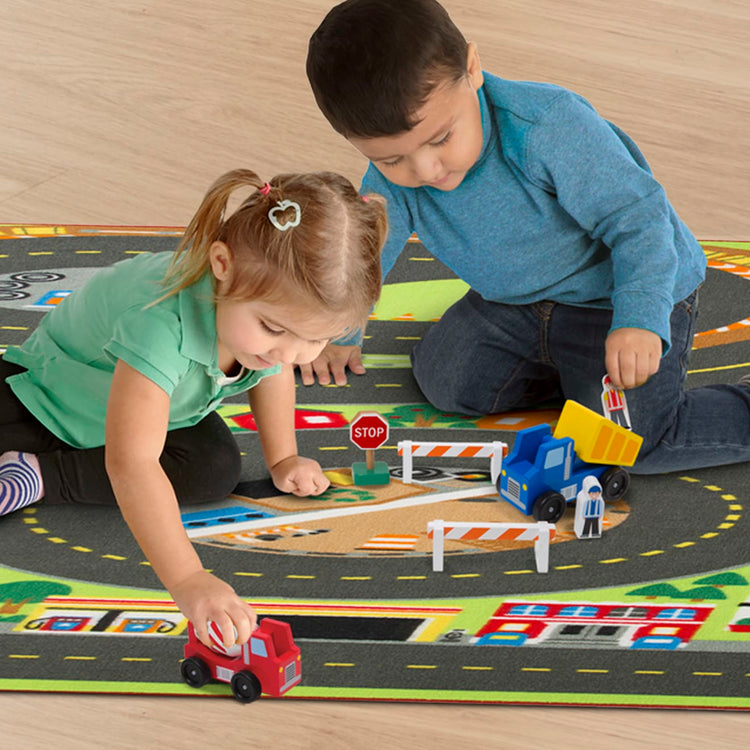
[162,169,265,297]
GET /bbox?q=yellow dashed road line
[15,472,746,586]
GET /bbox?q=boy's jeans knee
[412,287,750,473]
[411,291,560,415]
[621,291,750,473]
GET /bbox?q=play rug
[1,224,749,709]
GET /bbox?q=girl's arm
[248,363,329,496]
[105,359,256,648]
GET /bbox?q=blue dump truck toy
[497,400,643,523]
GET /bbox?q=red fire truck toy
[180,617,301,703]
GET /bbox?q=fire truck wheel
[181,656,210,688]
[533,491,566,523]
[600,467,630,502]
[231,670,262,703]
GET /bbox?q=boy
[305,0,750,473]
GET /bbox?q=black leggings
[0,359,241,507]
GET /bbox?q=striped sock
[0,452,44,516]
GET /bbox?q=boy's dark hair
[307,0,468,138]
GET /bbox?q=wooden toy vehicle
[497,400,642,523]
[181,617,301,703]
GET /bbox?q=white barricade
[398,440,507,485]
[427,519,555,574]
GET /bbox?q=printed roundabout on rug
[0,224,749,709]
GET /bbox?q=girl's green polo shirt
[3,252,279,449]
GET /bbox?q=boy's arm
[526,93,685,351]
[248,364,329,496]
[105,359,256,649]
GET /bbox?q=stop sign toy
[350,411,389,450]
[349,411,390,485]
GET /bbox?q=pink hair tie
[259,182,272,196]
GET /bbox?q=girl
[0,169,387,648]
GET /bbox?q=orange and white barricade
[427,519,555,574]
[398,440,507,484]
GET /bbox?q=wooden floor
[1,1,748,746]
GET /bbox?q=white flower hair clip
[268,199,301,232]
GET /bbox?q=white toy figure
[575,475,604,539]
[601,374,632,430]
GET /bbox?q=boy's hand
[171,570,257,649]
[270,455,330,497]
[297,343,364,386]
[605,327,662,390]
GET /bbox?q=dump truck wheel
[181,656,210,688]
[231,670,262,703]
[601,467,630,501]
[533,491,566,523]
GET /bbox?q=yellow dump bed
[553,400,642,467]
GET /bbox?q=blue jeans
[411,289,750,474]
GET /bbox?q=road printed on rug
[1,227,749,707]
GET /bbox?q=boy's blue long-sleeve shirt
[361,72,706,350]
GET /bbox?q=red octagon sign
[349,411,389,451]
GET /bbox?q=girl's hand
[270,455,330,497]
[605,327,662,390]
[297,343,364,386]
[170,570,257,649]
